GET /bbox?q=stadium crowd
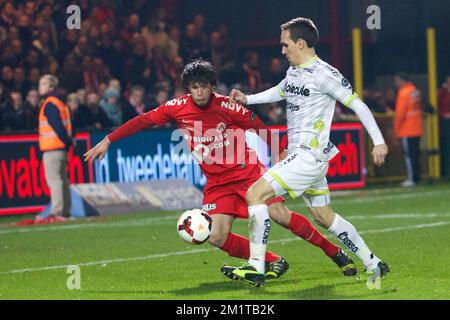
[0,0,449,134]
[0,0,290,133]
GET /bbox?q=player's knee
[269,203,290,227]
[208,229,228,248]
[309,206,332,229]
[245,187,261,206]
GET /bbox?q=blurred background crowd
[0,0,449,134]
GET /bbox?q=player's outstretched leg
[207,214,289,281]
[269,202,356,276]
[218,233,289,280]
[228,179,276,287]
[309,206,390,281]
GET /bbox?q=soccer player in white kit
[229,17,390,286]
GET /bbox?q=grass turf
[0,184,449,300]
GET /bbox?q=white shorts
[262,148,331,207]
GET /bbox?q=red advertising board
[0,124,365,215]
[0,133,93,215]
[270,123,366,190]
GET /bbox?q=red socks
[220,232,280,263]
[219,212,338,262]
[288,211,339,257]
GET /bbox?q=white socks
[248,204,271,274]
[328,213,381,270]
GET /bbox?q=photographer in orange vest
[394,73,423,187]
[38,75,73,219]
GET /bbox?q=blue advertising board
[90,129,207,189]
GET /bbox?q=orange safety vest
[39,96,72,152]
[394,82,423,138]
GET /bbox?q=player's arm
[230,79,287,105]
[347,99,388,165]
[84,104,173,162]
[230,103,287,161]
[317,69,388,166]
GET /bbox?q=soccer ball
[177,209,212,244]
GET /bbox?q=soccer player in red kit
[84,60,355,281]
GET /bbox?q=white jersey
[276,55,359,161]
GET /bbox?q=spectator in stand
[17,14,32,47]
[100,35,124,79]
[67,92,90,130]
[82,56,98,93]
[24,88,40,131]
[173,86,185,98]
[85,92,112,130]
[13,66,29,96]
[267,58,285,86]
[32,30,52,57]
[147,87,169,111]
[0,2,16,29]
[61,55,84,92]
[97,82,108,100]
[23,1,37,20]
[123,38,149,87]
[0,45,15,68]
[165,25,181,61]
[58,29,79,63]
[394,73,423,187]
[24,48,43,71]
[180,23,203,61]
[76,88,87,107]
[108,79,122,96]
[215,23,237,86]
[242,51,263,91]
[1,65,15,90]
[44,56,61,77]
[192,14,208,54]
[67,35,90,66]
[106,78,124,105]
[27,67,41,89]
[210,31,224,72]
[34,4,59,52]
[87,25,102,55]
[11,39,25,65]
[100,88,122,127]
[0,83,9,111]
[122,85,146,122]
[218,23,232,50]
[91,0,115,24]
[2,90,26,131]
[149,46,171,85]
[120,13,142,43]
[92,56,111,85]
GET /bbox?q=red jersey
[108,93,284,186]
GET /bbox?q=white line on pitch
[1,220,449,275]
[1,211,450,236]
[0,189,448,235]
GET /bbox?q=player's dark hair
[181,59,218,88]
[281,17,319,48]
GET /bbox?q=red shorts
[202,177,285,219]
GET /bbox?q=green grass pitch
[0,184,449,300]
